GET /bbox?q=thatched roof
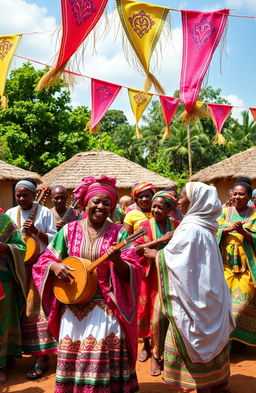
[190,147,256,183]
[0,160,41,182]
[42,151,176,189]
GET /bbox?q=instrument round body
[23,234,40,264]
[53,257,98,305]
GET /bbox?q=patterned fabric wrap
[152,191,176,208]
[131,181,156,199]
[180,9,229,114]
[208,103,233,133]
[0,213,27,367]
[134,217,179,359]
[128,89,152,137]
[73,175,118,209]
[90,78,121,129]
[0,34,22,107]
[33,219,142,369]
[116,0,168,93]
[218,206,256,345]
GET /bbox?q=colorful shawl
[218,206,256,285]
[33,219,142,368]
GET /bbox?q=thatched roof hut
[42,151,176,199]
[189,147,256,201]
[0,160,41,211]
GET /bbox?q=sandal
[26,362,48,380]
[138,347,151,362]
[150,357,162,377]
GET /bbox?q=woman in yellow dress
[218,181,256,346]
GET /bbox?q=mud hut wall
[0,181,14,211]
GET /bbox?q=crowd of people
[0,174,255,393]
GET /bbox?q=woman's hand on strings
[107,245,122,264]
[50,262,75,282]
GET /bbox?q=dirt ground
[1,344,256,393]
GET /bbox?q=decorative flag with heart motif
[159,95,180,139]
[250,108,256,122]
[208,103,233,144]
[87,79,122,133]
[180,9,229,123]
[0,34,22,109]
[116,0,169,94]
[37,0,108,90]
[128,89,152,137]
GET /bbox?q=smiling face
[15,187,35,210]
[136,190,153,212]
[178,188,190,215]
[232,185,250,211]
[151,197,170,223]
[86,193,111,226]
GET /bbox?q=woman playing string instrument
[6,178,57,379]
[148,182,234,393]
[33,175,142,393]
[135,191,179,376]
[0,212,26,384]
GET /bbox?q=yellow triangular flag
[0,34,22,108]
[128,89,152,137]
[117,0,168,93]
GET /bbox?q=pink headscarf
[73,175,118,210]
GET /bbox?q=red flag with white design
[208,103,232,145]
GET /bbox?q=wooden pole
[187,124,192,177]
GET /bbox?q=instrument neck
[87,239,126,273]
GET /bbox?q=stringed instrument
[19,185,49,264]
[53,226,147,305]
[55,197,79,228]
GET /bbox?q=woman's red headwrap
[73,175,118,210]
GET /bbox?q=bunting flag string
[87,78,122,133]
[159,95,180,139]
[0,34,22,108]
[180,9,229,123]
[116,0,169,94]
[208,103,233,145]
[128,89,152,137]
[36,0,108,91]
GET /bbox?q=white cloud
[225,94,244,122]
[226,0,256,12]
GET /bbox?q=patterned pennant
[159,95,180,138]
[37,0,108,90]
[117,0,169,94]
[208,103,232,133]
[90,79,122,130]
[180,9,229,115]
[250,108,256,122]
[0,34,22,108]
[128,89,152,137]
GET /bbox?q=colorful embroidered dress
[33,219,142,393]
[218,206,256,345]
[6,204,58,354]
[134,217,179,359]
[0,213,26,369]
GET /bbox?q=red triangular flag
[250,108,256,122]
[159,96,180,138]
[208,103,233,133]
[90,79,121,129]
[180,9,229,114]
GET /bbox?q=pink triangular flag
[180,9,229,114]
[90,79,122,129]
[159,95,180,127]
[250,108,256,122]
[208,103,232,133]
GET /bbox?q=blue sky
[2,0,256,123]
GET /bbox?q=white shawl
[163,182,235,363]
